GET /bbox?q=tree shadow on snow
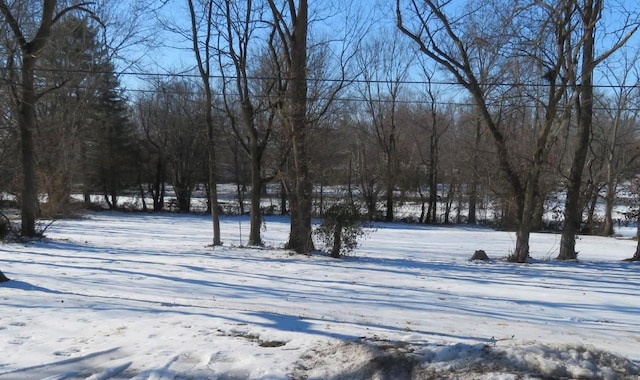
[0,347,128,380]
[0,279,63,294]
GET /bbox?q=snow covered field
[1,211,639,379]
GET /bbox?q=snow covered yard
[1,211,639,379]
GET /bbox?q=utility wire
[1,67,639,112]
[0,65,639,90]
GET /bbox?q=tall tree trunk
[174,180,191,213]
[19,57,39,236]
[202,77,221,243]
[602,115,621,236]
[151,158,165,211]
[602,184,616,236]
[583,183,599,234]
[331,220,342,258]
[248,138,263,246]
[233,142,246,216]
[426,141,438,224]
[206,124,221,246]
[531,190,546,232]
[281,0,313,254]
[444,180,455,224]
[559,0,597,260]
[280,180,288,215]
[138,183,148,212]
[426,179,437,224]
[467,118,482,225]
[510,171,539,263]
[188,0,221,246]
[385,184,394,222]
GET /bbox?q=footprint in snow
[54,347,81,356]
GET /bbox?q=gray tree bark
[269,0,314,254]
[187,0,221,246]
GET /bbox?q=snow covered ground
[1,212,639,379]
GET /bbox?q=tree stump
[470,249,490,261]
[0,270,9,283]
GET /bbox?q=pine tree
[35,16,137,212]
[37,16,103,216]
[86,63,137,210]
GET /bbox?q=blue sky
[116,0,640,94]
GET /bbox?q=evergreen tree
[37,16,102,216]
[36,16,137,212]
[86,64,137,210]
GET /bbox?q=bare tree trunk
[137,182,148,212]
[150,158,165,211]
[531,190,546,231]
[385,183,394,222]
[385,127,397,223]
[331,220,342,258]
[602,183,616,236]
[444,179,455,224]
[467,118,482,225]
[18,57,39,236]
[583,183,600,234]
[188,0,221,246]
[426,176,437,224]
[207,139,221,245]
[559,0,598,260]
[232,141,246,216]
[513,223,531,263]
[269,0,314,254]
[248,138,263,246]
[174,180,191,213]
[625,216,640,261]
[602,114,622,236]
[279,180,288,215]
[418,187,426,223]
[468,180,478,225]
[426,130,438,224]
[510,169,540,262]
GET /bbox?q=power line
[1,68,640,112]
[0,65,639,90]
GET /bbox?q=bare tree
[417,62,452,224]
[134,80,207,213]
[355,28,414,222]
[215,0,273,246]
[187,0,221,246]
[594,50,640,236]
[267,0,313,253]
[134,89,169,212]
[397,0,582,262]
[0,0,94,237]
[558,0,639,260]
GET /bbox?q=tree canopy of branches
[397,0,639,262]
[0,0,95,236]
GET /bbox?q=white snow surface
[1,212,639,379]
